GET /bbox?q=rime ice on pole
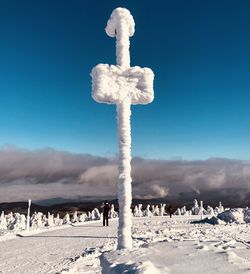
[26,199,31,231]
[91,8,154,249]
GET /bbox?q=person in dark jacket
[168,205,173,218]
[103,201,110,226]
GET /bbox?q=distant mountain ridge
[1,192,248,216]
[0,198,175,216]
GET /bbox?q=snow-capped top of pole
[105,8,135,38]
[105,8,135,69]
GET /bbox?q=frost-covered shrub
[174,208,181,215]
[63,213,71,225]
[54,214,63,226]
[133,204,144,217]
[46,213,55,227]
[6,212,14,227]
[218,202,224,213]
[0,211,4,221]
[7,213,26,230]
[0,211,7,229]
[133,205,139,217]
[144,205,152,217]
[31,212,44,229]
[14,213,26,230]
[180,206,187,215]
[198,201,206,216]
[90,208,101,220]
[159,204,166,216]
[79,213,88,222]
[152,205,160,216]
[109,204,118,218]
[192,199,200,215]
[207,206,215,216]
[6,212,15,230]
[71,212,78,223]
[215,202,224,215]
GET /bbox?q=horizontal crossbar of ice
[91,64,154,105]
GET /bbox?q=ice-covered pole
[26,199,31,231]
[200,200,203,220]
[106,8,133,250]
[91,8,154,250]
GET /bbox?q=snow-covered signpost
[26,199,31,231]
[91,8,154,249]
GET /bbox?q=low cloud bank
[0,146,249,206]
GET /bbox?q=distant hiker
[102,201,110,226]
[168,205,173,218]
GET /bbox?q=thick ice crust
[91,64,154,105]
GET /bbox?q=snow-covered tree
[192,199,200,215]
[159,204,166,216]
[71,212,78,223]
[198,201,206,218]
[90,208,101,220]
[30,212,44,229]
[7,213,26,230]
[6,212,14,228]
[214,202,224,215]
[79,213,87,222]
[180,206,187,215]
[0,211,7,229]
[207,206,215,216]
[133,204,143,217]
[218,201,224,213]
[174,208,181,215]
[144,205,152,217]
[133,205,139,217]
[108,204,118,219]
[152,205,160,216]
[46,212,55,227]
[63,213,71,225]
[54,214,63,226]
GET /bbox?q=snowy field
[1,215,250,274]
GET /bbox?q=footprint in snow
[196,245,209,251]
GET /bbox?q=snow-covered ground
[101,216,250,274]
[1,215,250,274]
[0,219,117,274]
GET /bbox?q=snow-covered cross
[91,8,154,250]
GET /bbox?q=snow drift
[217,208,250,224]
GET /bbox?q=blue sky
[0,0,249,160]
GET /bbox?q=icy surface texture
[105,8,135,68]
[91,64,154,105]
